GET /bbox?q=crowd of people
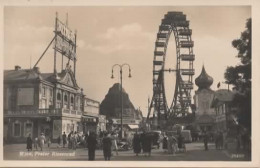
[25,128,251,160]
[26,132,48,151]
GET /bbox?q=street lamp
[111,63,131,139]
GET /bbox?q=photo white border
[0,0,259,167]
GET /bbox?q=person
[177,133,184,152]
[62,132,67,148]
[71,132,77,150]
[34,137,38,150]
[140,132,146,154]
[133,133,141,156]
[26,134,33,151]
[68,131,72,149]
[172,135,178,155]
[47,137,51,148]
[87,132,98,161]
[162,133,168,153]
[84,133,89,148]
[215,131,219,150]
[102,132,112,161]
[143,133,152,156]
[167,134,174,154]
[219,131,224,150]
[111,132,118,155]
[203,131,209,151]
[38,133,46,151]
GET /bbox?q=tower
[194,65,215,132]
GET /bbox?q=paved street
[3,142,250,161]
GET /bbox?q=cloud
[5,23,53,45]
[85,23,154,54]
[77,39,86,48]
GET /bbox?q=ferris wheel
[147,11,195,123]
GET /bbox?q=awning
[81,115,97,122]
[128,124,139,129]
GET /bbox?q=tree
[224,18,251,132]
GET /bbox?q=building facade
[82,98,106,135]
[193,65,216,132]
[3,66,85,143]
[211,89,236,132]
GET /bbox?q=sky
[3,6,251,117]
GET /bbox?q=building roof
[211,89,235,107]
[214,89,235,102]
[4,68,52,82]
[4,66,79,89]
[195,65,213,91]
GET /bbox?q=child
[47,137,51,148]
[34,137,38,150]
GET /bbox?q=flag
[217,82,221,88]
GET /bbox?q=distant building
[100,83,142,135]
[193,65,216,132]
[82,98,106,134]
[211,89,236,132]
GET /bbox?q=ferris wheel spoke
[149,11,195,128]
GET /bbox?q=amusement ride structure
[147,11,195,129]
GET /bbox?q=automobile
[166,130,192,143]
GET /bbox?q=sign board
[115,108,135,119]
[54,18,76,60]
[17,88,34,105]
[112,118,141,125]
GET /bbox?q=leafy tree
[224,18,251,132]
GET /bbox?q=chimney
[15,65,21,71]
[33,67,40,73]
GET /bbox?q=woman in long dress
[87,132,97,161]
[162,134,168,153]
[26,134,33,151]
[133,133,141,156]
[172,135,178,155]
[111,133,118,155]
[167,135,173,154]
[142,133,152,156]
[38,133,46,151]
[102,133,112,161]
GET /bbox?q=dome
[195,65,213,90]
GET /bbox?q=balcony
[5,108,82,117]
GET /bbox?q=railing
[5,109,62,116]
[5,108,83,117]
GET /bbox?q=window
[24,122,33,137]
[49,88,53,98]
[57,92,61,101]
[64,94,68,102]
[13,121,21,137]
[71,96,74,104]
[42,87,46,97]
[67,124,70,132]
[41,99,47,108]
[71,124,74,131]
